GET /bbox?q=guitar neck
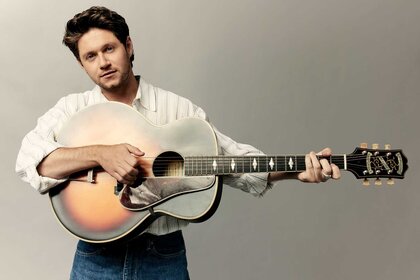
[184,155,346,176]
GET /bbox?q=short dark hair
[63,6,134,64]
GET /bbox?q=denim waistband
[77,230,184,251]
[132,230,184,246]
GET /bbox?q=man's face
[78,28,133,92]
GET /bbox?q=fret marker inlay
[231,159,236,171]
[288,157,294,170]
[269,158,274,170]
[253,158,258,170]
[212,160,217,171]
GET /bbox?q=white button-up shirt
[16,77,270,235]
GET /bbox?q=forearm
[37,146,103,179]
[268,171,299,183]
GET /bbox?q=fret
[218,157,224,174]
[203,156,207,175]
[185,157,189,176]
[200,156,204,175]
[197,156,201,175]
[296,155,306,172]
[243,157,251,173]
[238,157,243,173]
[259,156,268,173]
[206,156,210,175]
[194,156,198,176]
[186,157,191,176]
[193,156,197,176]
[219,157,225,174]
[276,156,285,172]
[228,157,233,174]
[226,157,231,174]
[195,157,200,175]
[189,157,194,176]
[225,157,230,174]
[189,157,193,176]
[331,155,345,169]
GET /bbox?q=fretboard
[184,155,346,176]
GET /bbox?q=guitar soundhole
[153,151,184,177]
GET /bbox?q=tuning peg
[363,179,370,186]
[360,143,368,149]
[372,143,379,149]
[385,144,391,150]
[387,178,395,185]
[375,179,382,186]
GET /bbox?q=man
[16,6,340,280]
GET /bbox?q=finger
[331,164,341,180]
[310,151,322,182]
[318,148,334,181]
[305,153,312,170]
[112,171,126,184]
[126,144,145,157]
[319,158,332,176]
[116,166,137,184]
[319,147,332,157]
[124,165,139,177]
[301,154,313,182]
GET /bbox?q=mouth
[100,70,117,78]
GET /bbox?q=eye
[85,53,96,61]
[105,46,114,52]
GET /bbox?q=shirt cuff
[223,172,273,197]
[22,164,68,194]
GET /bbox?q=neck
[101,73,138,105]
[184,154,347,176]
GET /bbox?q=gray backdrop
[1,0,419,279]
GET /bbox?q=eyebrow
[83,42,117,54]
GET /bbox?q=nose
[98,53,111,69]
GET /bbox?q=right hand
[96,143,145,185]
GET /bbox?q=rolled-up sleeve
[193,107,272,197]
[16,98,69,194]
[213,127,272,197]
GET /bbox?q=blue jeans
[70,231,189,280]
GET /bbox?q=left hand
[297,147,341,183]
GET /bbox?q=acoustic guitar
[49,102,408,243]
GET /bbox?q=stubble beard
[98,69,130,93]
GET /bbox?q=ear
[125,36,134,57]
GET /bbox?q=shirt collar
[93,75,156,112]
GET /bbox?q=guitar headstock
[347,143,408,186]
